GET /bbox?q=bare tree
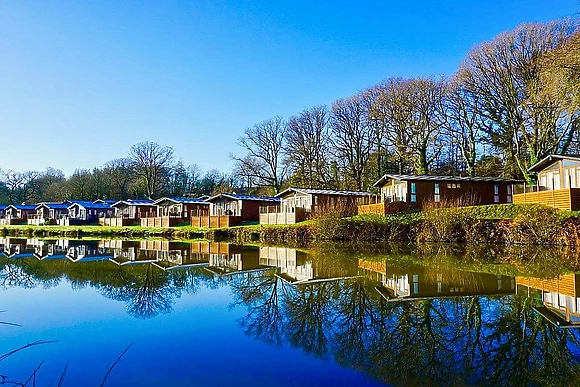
[370,78,414,174]
[129,142,174,199]
[330,95,374,190]
[440,78,488,176]
[67,169,93,200]
[104,158,135,200]
[370,77,445,175]
[284,106,331,188]
[457,20,577,181]
[0,170,40,204]
[232,116,287,194]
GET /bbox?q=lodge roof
[68,201,112,210]
[373,173,522,187]
[93,199,118,205]
[112,199,155,207]
[276,187,373,198]
[206,193,280,203]
[153,197,209,205]
[527,154,580,173]
[6,204,37,211]
[35,202,70,210]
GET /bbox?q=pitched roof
[153,197,209,205]
[206,193,280,203]
[0,205,7,210]
[374,173,522,187]
[68,201,112,210]
[7,204,37,211]
[276,187,373,198]
[112,199,155,207]
[528,154,580,173]
[35,202,70,210]
[94,199,118,205]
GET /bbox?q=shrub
[506,205,563,245]
[418,198,476,242]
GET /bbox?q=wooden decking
[259,208,307,225]
[140,217,188,227]
[513,188,580,211]
[0,218,26,225]
[357,203,386,216]
[190,215,242,228]
[100,217,138,227]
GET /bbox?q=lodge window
[434,184,440,202]
[410,183,416,203]
[494,184,500,203]
[507,185,512,203]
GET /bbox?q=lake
[1,238,580,386]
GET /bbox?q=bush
[506,206,563,245]
[418,199,476,242]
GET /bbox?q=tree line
[233,19,580,192]
[0,142,240,204]
[1,19,579,203]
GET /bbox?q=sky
[0,1,578,176]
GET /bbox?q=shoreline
[1,203,579,246]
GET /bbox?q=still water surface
[1,238,580,386]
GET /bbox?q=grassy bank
[2,203,579,245]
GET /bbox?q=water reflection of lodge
[0,238,35,258]
[358,259,515,300]
[516,274,580,328]
[27,238,70,260]
[205,244,272,276]
[66,241,114,263]
[259,247,360,284]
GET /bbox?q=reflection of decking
[359,259,515,300]
[516,274,580,326]
[204,266,273,277]
[260,246,361,284]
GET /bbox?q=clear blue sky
[0,1,578,176]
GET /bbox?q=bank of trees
[1,19,579,203]
[0,141,240,204]
[233,19,580,193]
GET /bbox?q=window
[410,183,416,202]
[434,184,440,202]
[447,183,451,188]
[494,184,500,203]
[507,185,512,203]
[457,183,461,188]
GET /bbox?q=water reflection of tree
[100,264,175,319]
[480,295,580,386]
[284,281,337,357]
[229,268,580,386]
[0,257,58,289]
[230,269,286,346]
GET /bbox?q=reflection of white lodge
[0,238,35,258]
[259,247,313,283]
[358,260,515,300]
[516,275,580,327]
[205,245,268,276]
[66,242,114,263]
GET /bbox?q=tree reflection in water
[230,272,580,386]
[2,244,580,385]
[229,269,286,346]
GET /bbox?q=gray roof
[153,197,209,205]
[112,199,155,207]
[374,174,522,187]
[276,187,373,198]
[206,193,279,203]
[528,154,580,173]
